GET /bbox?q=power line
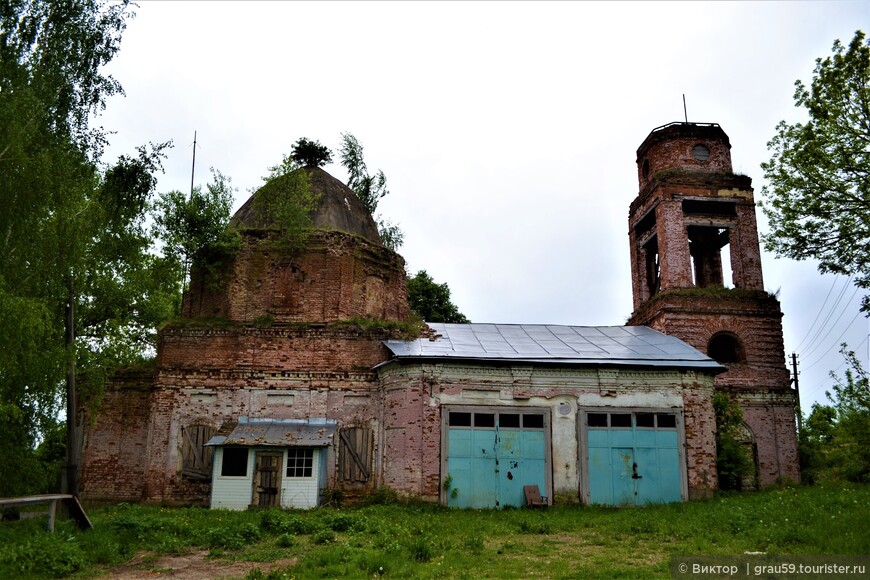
[794,274,840,352]
[803,308,865,371]
[801,278,857,359]
[805,332,869,400]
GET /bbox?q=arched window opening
[708,332,745,364]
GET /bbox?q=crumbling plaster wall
[377,362,718,503]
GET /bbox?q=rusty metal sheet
[205,418,336,447]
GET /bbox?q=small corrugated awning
[205,417,336,447]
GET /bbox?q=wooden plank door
[252,451,282,507]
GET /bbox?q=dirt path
[103,550,296,579]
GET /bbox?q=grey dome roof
[229,166,381,244]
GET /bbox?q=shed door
[252,451,282,507]
[445,410,548,509]
[585,411,682,506]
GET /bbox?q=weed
[406,535,435,562]
[2,484,869,578]
[206,522,261,550]
[365,486,399,505]
[312,528,335,545]
[276,533,295,548]
[0,533,85,578]
[324,512,356,532]
[518,519,552,535]
[461,534,484,554]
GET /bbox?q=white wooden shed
[205,417,336,510]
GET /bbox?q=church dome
[229,166,381,244]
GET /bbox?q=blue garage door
[586,411,682,506]
[446,410,548,509]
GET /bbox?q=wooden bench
[0,494,92,532]
[523,485,548,508]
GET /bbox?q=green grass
[0,484,867,579]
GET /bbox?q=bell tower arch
[627,122,799,487]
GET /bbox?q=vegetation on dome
[290,137,333,168]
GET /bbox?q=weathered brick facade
[81,126,797,508]
[627,122,799,486]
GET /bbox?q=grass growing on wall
[0,484,867,579]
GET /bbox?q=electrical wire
[801,280,858,360]
[802,308,864,371]
[794,274,840,353]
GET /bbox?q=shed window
[499,413,520,428]
[286,448,313,478]
[221,447,248,477]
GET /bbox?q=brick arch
[707,331,746,364]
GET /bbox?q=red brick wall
[157,326,395,373]
[682,384,718,498]
[80,371,154,502]
[183,231,409,324]
[636,124,734,190]
[379,362,719,502]
[738,391,800,486]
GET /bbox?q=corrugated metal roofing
[381,323,723,371]
[205,417,337,447]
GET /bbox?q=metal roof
[205,417,337,447]
[381,323,723,372]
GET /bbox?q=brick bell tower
[627,122,799,487]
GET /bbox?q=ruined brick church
[80,122,799,509]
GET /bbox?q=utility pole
[790,352,802,433]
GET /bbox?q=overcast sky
[98,1,869,410]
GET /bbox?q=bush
[276,533,295,548]
[713,392,753,490]
[312,528,335,545]
[0,533,85,578]
[324,512,356,532]
[260,511,320,535]
[206,522,261,550]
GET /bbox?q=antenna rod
[682,94,688,123]
[190,130,197,197]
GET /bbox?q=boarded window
[286,448,314,478]
[339,427,372,483]
[181,424,216,480]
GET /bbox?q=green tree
[797,345,870,484]
[152,168,238,300]
[825,344,870,482]
[798,403,837,484]
[761,30,870,313]
[246,150,320,251]
[339,132,404,250]
[407,270,470,323]
[712,392,753,490]
[0,0,177,496]
[290,137,332,168]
